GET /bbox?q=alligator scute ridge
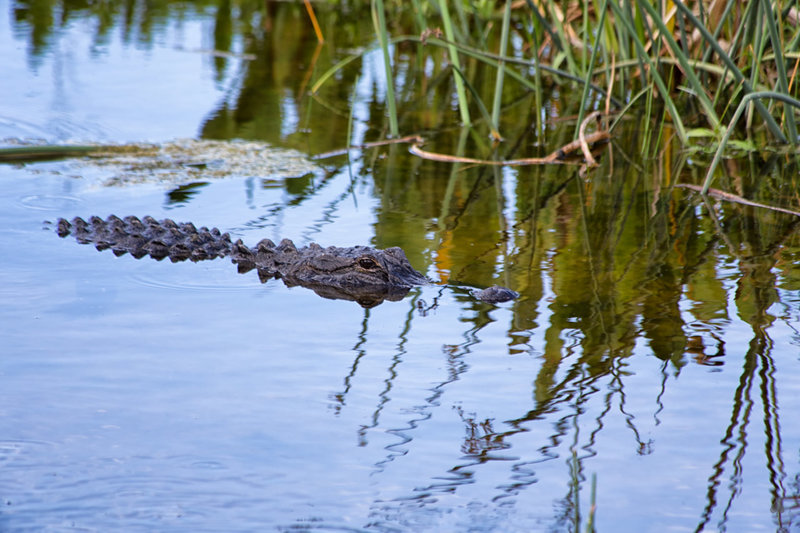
[54,215,519,307]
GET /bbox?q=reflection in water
[165,181,209,205]
[694,197,800,531]
[6,1,800,531]
[357,137,800,529]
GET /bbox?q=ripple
[189,460,227,470]
[1,463,282,532]
[0,439,56,466]
[18,194,82,211]
[129,272,262,293]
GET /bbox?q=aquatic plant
[314,1,800,159]
[307,0,800,211]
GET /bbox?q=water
[2,1,800,531]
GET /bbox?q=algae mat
[3,139,320,187]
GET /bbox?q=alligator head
[231,238,430,307]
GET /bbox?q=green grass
[315,1,799,152]
[310,0,800,201]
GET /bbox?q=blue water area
[2,1,800,532]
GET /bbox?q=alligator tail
[55,215,234,262]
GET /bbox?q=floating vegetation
[4,139,320,187]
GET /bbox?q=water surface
[2,1,800,531]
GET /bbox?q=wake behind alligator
[54,215,518,307]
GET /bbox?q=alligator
[53,215,519,307]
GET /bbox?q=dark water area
[2,1,800,531]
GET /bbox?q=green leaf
[727,139,757,151]
[686,128,717,138]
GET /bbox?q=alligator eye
[358,257,380,270]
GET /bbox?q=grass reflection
[355,131,800,528]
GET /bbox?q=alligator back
[56,215,234,262]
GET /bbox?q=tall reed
[316,0,800,156]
